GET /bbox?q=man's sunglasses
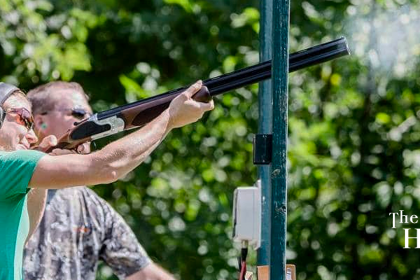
[7,108,34,131]
[42,108,92,120]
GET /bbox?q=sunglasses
[7,108,35,131]
[42,108,92,120]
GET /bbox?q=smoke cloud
[344,4,420,78]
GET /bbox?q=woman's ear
[0,106,5,129]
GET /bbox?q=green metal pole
[270,0,289,279]
[257,0,273,266]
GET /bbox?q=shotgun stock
[46,37,350,152]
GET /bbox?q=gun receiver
[49,37,350,152]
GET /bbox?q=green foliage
[2,0,420,279]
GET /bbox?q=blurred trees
[1,0,420,279]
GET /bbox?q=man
[0,80,213,280]
[23,81,174,280]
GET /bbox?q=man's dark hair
[27,81,89,115]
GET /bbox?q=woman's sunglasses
[7,108,34,131]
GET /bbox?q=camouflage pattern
[23,187,151,280]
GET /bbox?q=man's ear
[33,115,47,133]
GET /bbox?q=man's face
[0,95,38,151]
[34,89,92,141]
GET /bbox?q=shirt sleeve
[98,197,152,279]
[0,150,45,200]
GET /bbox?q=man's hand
[32,135,71,155]
[32,135,57,152]
[33,135,90,155]
[168,80,214,129]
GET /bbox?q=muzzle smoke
[345,5,420,77]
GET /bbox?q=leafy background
[2,0,420,279]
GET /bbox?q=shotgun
[48,37,350,152]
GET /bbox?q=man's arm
[91,188,174,280]
[126,264,176,280]
[29,81,213,189]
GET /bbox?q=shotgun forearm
[50,37,350,151]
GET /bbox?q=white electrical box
[232,180,261,249]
